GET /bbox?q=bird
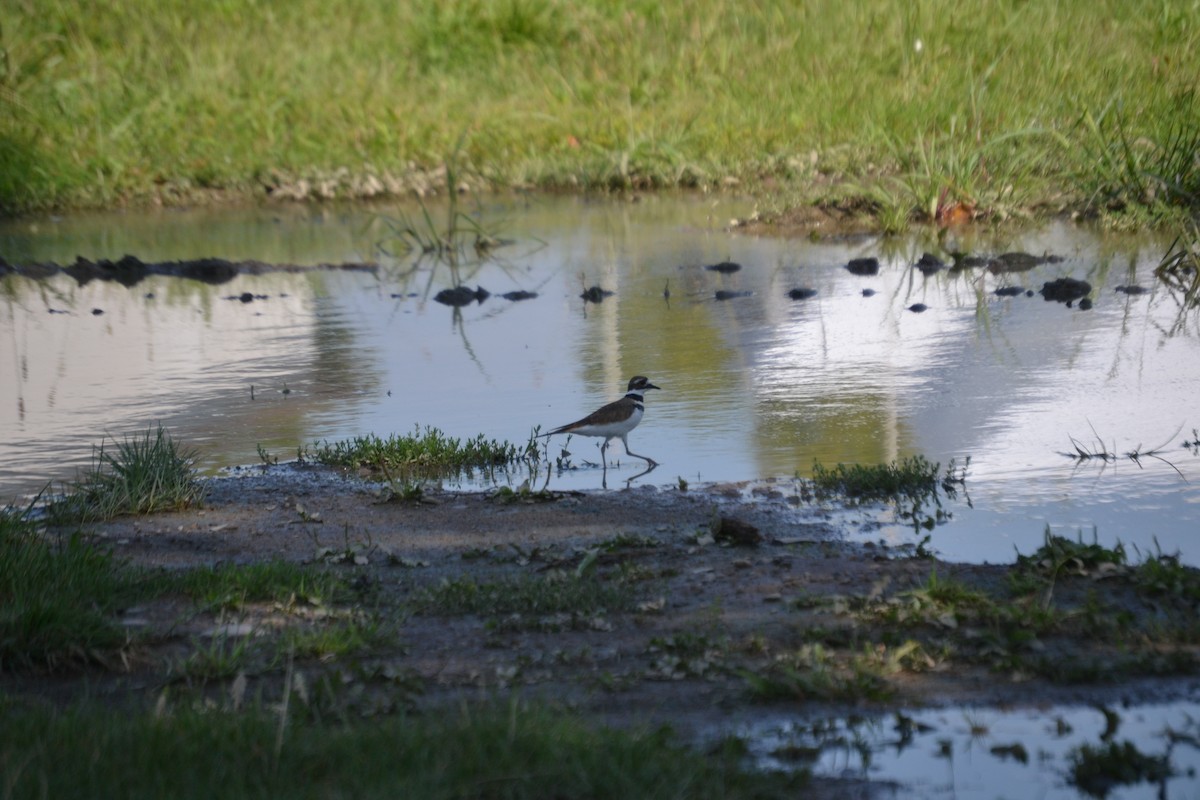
[540,376,661,466]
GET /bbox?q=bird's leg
[600,438,610,466]
[621,435,658,467]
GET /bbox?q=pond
[1,196,1197,565]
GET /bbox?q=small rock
[847,257,880,276]
[907,303,928,313]
[580,286,613,303]
[787,287,818,300]
[993,286,1026,297]
[715,290,753,301]
[915,252,944,275]
[715,516,762,547]
[861,288,876,297]
[1040,277,1092,304]
[435,285,490,306]
[705,261,742,274]
[951,252,992,268]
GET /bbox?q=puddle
[2,197,1198,565]
[731,699,1200,799]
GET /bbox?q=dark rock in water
[952,254,992,269]
[907,303,928,313]
[715,516,762,547]
[91,308,104,315]
[715,290,753,301]
[988,251,1064,274]
[436,285,490,307]
[502,290,538,301]
[1040,277,1092,304]
[989,252,1041,273]
[861,288,876,297]
[846,257,880,276]
[580,286,613,303]
[1026,290,1035,297]
[175,257,239,285]
[1079,297,1093,310]
[916,252,945,275]
[1115,285,1150,295]
[993,286,1026,297]
[705,261,742,274]
[787,287,818,300]
[238,292,254,303]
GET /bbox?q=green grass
[304,426,539,477]
[417,572,633,619]
[4,0,1200,222]
[0,701,799,800]
[810,455,942,501]
[0,504,138,669]
[174,560,352,611]
[51,425,205,522]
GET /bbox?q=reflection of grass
[1069,740,1173,797]
[51,425,205,522]
[1157,222,1200,320]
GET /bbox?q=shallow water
[2,196,1198,564]
[734,699,1200,799]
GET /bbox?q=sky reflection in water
[1,197,1197,565]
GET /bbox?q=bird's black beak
[647,383,661,391]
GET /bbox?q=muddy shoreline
[62,466,1200,708]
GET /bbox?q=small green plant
[740,642,897,703]
[416,572,632,619]
[1012,528,1127,601]
[810,455,940,500]
[809,455,957,531]
[283,614,386,661]
[304,426,538,478]
[52,425,204,522]
[171,632,256,682]
[175,560,350,612]
[490,485,557,505]
[256,443,278,465]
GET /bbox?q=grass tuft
[51,425,204,522]
[416,572,632,619]
[810,455,941,500]
[305,425,537,474]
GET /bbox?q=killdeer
[541,376,661,466]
